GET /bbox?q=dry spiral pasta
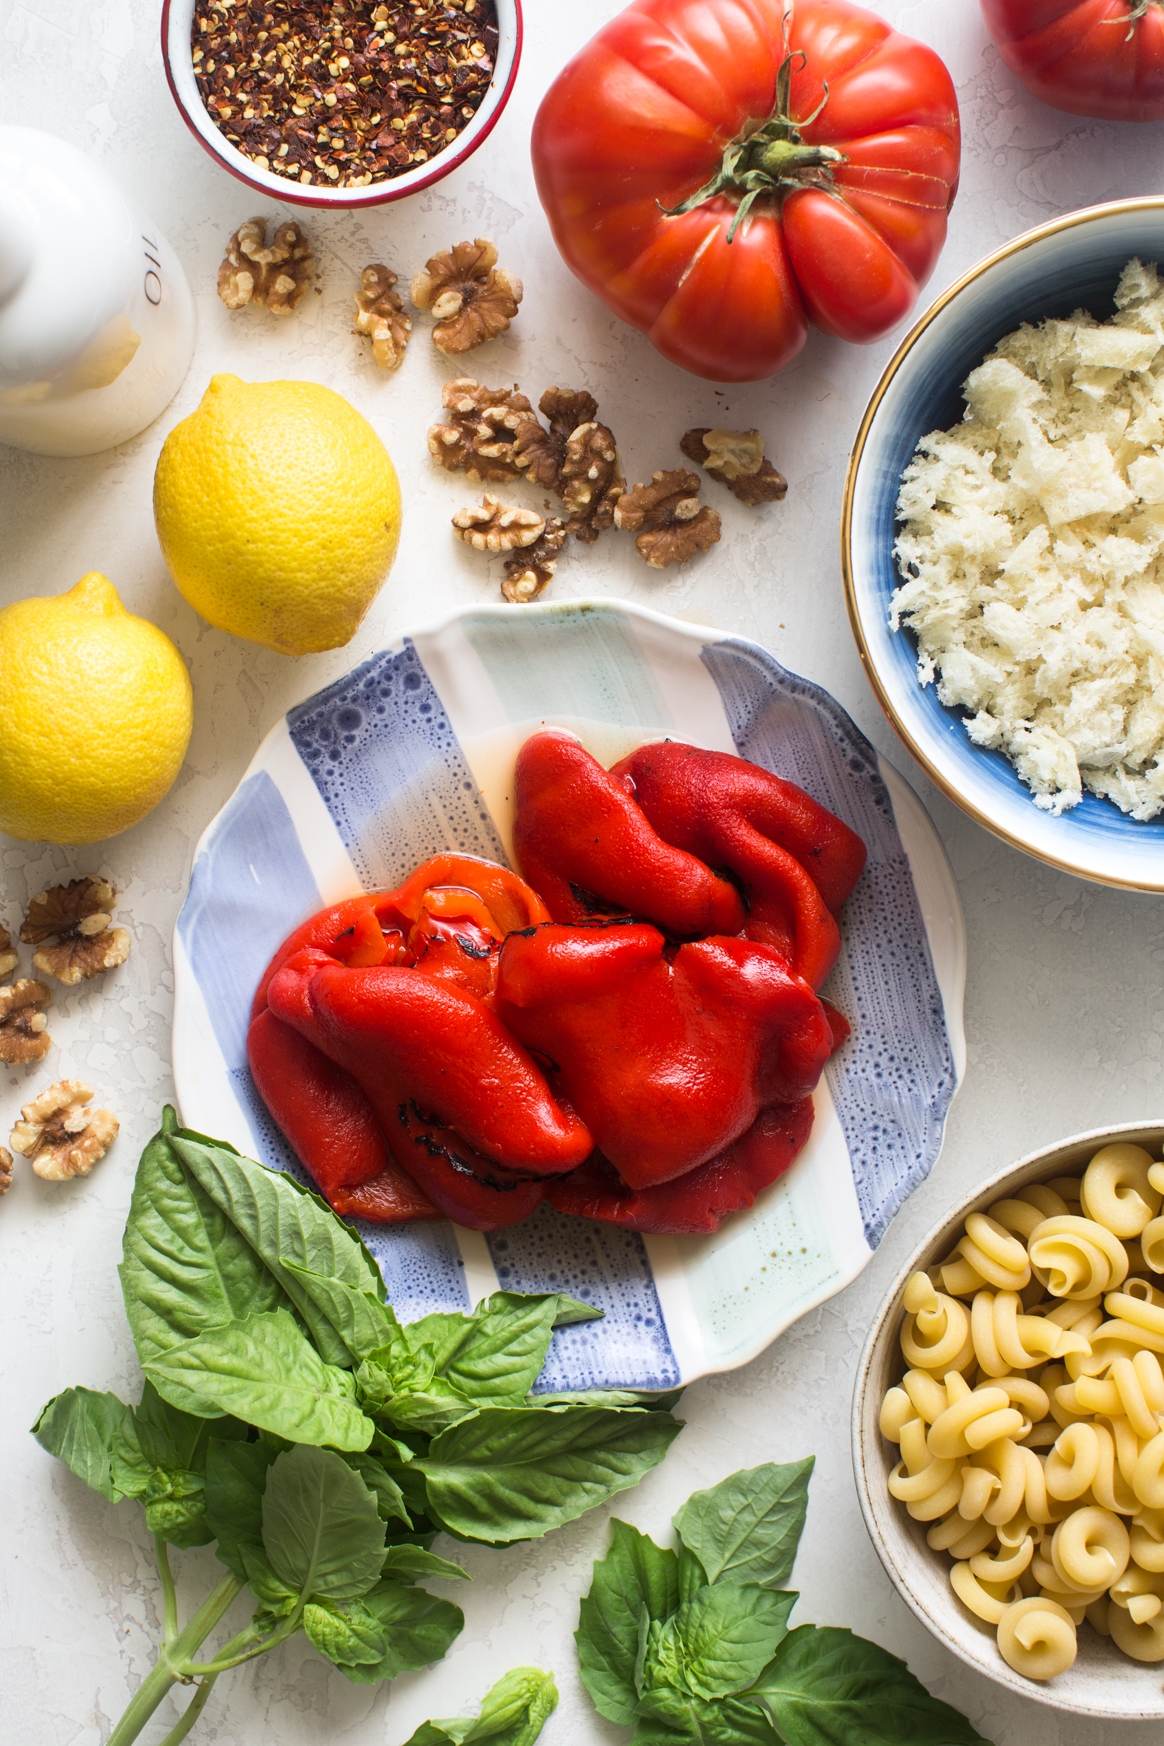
[880,1142,1164,1681]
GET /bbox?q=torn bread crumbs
[892,257,1164,821]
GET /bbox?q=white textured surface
[3,2,1164,1741]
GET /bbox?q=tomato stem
[658,50,846,242]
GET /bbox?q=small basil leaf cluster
[32,1107,683,1746]
[577,1460,992,1746]
[403,1664,558,1746]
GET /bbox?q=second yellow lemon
[154,375,402,656]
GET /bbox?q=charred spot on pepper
[454,934,493,958]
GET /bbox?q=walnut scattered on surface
[21,878,131,986]
[562,422,625,544]
[512,388,602,493]
[614,469,722,569]
[0,979,51,1065]
[410,239,523,354]
[503,519,567,603]
[428,379,538,483]
[453,496,546,553]
[353,265,411,370]
[0,1148,11,1195]
[217,218,314,314]
[9,1080,119,1182]
[0,926,16,980]
[680,427,788,506]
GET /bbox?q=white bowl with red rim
[160,0,522,209]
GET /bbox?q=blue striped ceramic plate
[845,197,1164,891]
[172,599,965,1389]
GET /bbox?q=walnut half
[680,427,787,506]
[9,1081,119,1182]
[0,925,16,979]
[428,379,537,483]
[217,218,313,314]
[0,1148,12,1195]
[614,470,722,569]
[503,519,567,603]
[21,877,131,985]
[0,979,51,1064]
[353,265,411,370]
[452,496,545,553]
[410,239,523,355]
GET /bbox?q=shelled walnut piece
[614,470,722,569]
[9,1081,118,1182]
[411,239,522,354]
[0,1148,10,1195]
[681,428,787,507]
[217,219,314,314]
[0,980,51,1065]
[512,388,601,492]
[428,380,537,483]
[561,421,624,544]
[0,925,16,979]
[353,265,410,370]
[503,519,567,603]
[452,497,545,553]
[21,878,131,986]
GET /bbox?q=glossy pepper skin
[513,730,745,937]
[612,740,867,988]
[547,1100,815,1233]
[265,948,591,1230]
[248,855,559,1226]
[496,921,832,1189]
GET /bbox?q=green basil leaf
[339,1579,464,1684]
[239,1540,300,1615]
[632,1686,781,1745]
[205,1439,277,1580]
[261,1444,386,1601]
[304,1597,388,1667]
[381,1544,469,1583]
[171,1137,382,1367]
[144,1308,374,1450]
[340,1450,412,1529]
[438,1296,565,1407]
[576,1519,680,1724]
[748,1626,993,1746]
[120,1115,286,1366]
[647,1585,796,1701]
[143,1474,213,1549]
[281,1261,402,1364]
[418,1406,683,1545]
[534,1389,681,1410]
[32,1387,133,1502]
[402,1664,559,1745]
[379,1380,480,1435]
[674,1460,814,1591]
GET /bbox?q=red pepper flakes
[191,0,499,189]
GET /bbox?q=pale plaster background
[4,1,1164,1741]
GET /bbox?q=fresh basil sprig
[402,1664,558,1745]
[34,1108,683,1745]
[577,1460,993,1746]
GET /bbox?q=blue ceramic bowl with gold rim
[843,197,1164,893]
[172,598,965,1390]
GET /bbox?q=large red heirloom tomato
[980,1,1164,122]
[531,0,961,382]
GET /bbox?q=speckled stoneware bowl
[853,1121,1164,1720]
[172,598,965,1391]
[161,0,522,209]
[843,197,1164,893]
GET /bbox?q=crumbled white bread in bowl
[892,258,1164,820]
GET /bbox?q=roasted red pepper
[611,742,867,988]
[513,731,745,937]
[496,921,832,1189]
[546,1100,815,1234]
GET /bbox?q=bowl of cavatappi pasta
[853,1123,1164,1717]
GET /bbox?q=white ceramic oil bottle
[0,126,196,457]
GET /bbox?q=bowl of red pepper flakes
[161,0,520,208]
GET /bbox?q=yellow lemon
[153,374,402,656]
[0,573,193,845]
